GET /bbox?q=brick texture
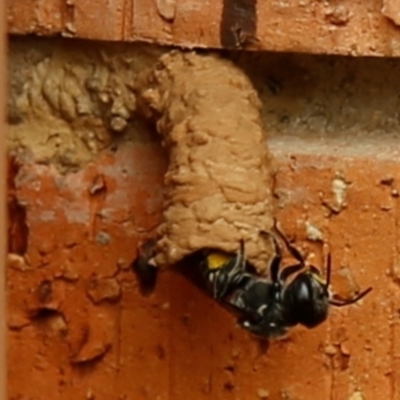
[7,135,399,400]
[7,0,400,56]
[7,27,400,400]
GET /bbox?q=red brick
[8,0,400,56]
[8,31,400,397]
[8,135,397,399]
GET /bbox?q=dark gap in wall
[7,157,28,255]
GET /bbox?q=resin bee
[202,223,372,338]
[133,224,372,339]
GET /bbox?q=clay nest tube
[134,51,274,272]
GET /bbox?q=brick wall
[7,0,400,56]
[7,2,400,400]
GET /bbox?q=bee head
[283,266,330,328]
[283,253,372,329]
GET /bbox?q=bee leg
[279,263,304,282]
[272,219,306,265]
[269,235,283,283]
[211,239,247,300]
[260,230,282,282]
[225,289,263,327]
[225,239,247,282]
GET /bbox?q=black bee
[198,240,247,300]
[203,224,372,338]
[132,223,372,339]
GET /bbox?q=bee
[198,241,247,300]
[205,223,373,338]
[132,223,372,339]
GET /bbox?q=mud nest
[135,51,274,271]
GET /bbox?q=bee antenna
[324,253,332,292]
[329,286,373,307]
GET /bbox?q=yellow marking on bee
[309,270,327,286]
[207,252,231,270]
